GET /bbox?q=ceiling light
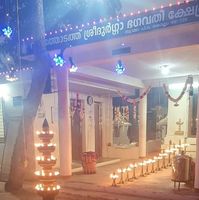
[69,57,78,72]
[160,64,169,75]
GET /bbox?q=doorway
[71,99,83,161]
[94,102,102,158]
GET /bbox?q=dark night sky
[1,0,122,36]
[0,0,121,72]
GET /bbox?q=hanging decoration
[2,26,12,38]
[115,60,125,74]
[163,75,193,106]
[70,93,84,121]
[53,54,65,67]
[117,86,151,119]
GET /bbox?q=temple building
[0,0,199,194]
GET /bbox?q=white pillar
[56,67,72,176]
[194,90,199,190]
[139,89,147,158]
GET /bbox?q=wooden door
[71,99,82,161]
[94,102,102,158]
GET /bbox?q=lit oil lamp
[139,161,146,177]
[129,163,137,180]
[110,172,118,186]
[125,166,132,181]
[183,143,190,153]
[117,168,126,184]
[159,152,168,168]
[165,149,173,166]
[144,160,151,175]
[154,156,162,171]
[35,119,60,200]
[150,159,156,173]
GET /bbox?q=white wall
[33,91,114,170]
[165,88,189,145]
[70,92,113,154]
[0,76,31,180]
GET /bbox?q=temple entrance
[94,102,102,158]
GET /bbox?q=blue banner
[22,0,199,52]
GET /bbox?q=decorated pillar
[56,66,72,176]
[194,89,199,190]
[139,89,147,158]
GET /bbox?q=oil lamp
[110,172,118,186]
[144,160,151,175]
[139,161,146,177]
[35,119,60,200]
[151,160,156,173]
[125,166,132,181]
[117,168,126,184]
[182,143,189,154]
[154,156,162,171]
[129,163,137,180]
[165,149,173,166]
[159,152,168,168]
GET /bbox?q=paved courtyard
[1,157,199,200]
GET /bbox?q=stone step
[72,158,121,173]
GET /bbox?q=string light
[4,67,18,82]
[5,73,18,82]
[2,26,12,38]
[0,67,32,77]
[21,1,189,42]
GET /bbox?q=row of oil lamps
[110,143,189,186]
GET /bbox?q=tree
[5,0,51,191]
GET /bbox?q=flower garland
[117,86,151,119]
[163,75,193,106]
[117,86,151,105]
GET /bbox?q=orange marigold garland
[163,75,193,106]
[117,86,151,119]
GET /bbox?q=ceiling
[68,22,199,84]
